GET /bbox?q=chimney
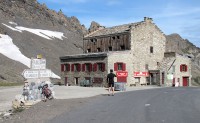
[144,17,153,23]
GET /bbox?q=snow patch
[0,34,30,67]
[2,23,66,40]
[0,34,60,79]
[2,23,22,32]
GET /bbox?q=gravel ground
[1,96,98,123]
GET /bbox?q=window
[172,65,175,73]
[120,45,125,50]
[150,46,153,53]
[87,49,91,53]
[118,63,123,70]
[65,64,70,71]
[145,64,149,70]
[180,64,187,72]
[112,36,115,40]
[98,63,105,71]
[97,48,101,52]
[117,36,120,39]
[114,62,126,71]
[86,63,92,72]
[109,46,112,51]
[74,64,81,72]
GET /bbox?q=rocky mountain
[165,33,200,85]
[0,0,87,83]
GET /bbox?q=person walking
[107,69,116,96]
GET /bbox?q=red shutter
[122,63,126,71]
[180,65,182,72]
[71,64,74,72]
[89,63,92,72]
[61,64,65,72]
[67,64,70,71]
[82,64,85,72]
[78,64,81,72]
[114,63,117,71]
[102,63,105,72]
[93,63,97,72]
[185,65,188,72]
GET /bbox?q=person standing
[107,69,116,96]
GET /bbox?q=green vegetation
[0,82,23,86]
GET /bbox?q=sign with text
[134,72,149,77]
[22,69,52,79]
[116,71,128,77]
[31,58,46,69]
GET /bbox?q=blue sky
[37,0,200,47]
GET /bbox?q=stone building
[160,52,191,86]
[60,17,191,87]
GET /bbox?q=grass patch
[0,82,23,86]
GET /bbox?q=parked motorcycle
[41,84,53,101]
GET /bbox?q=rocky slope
[0,0,87,83]
[165,33,200,85]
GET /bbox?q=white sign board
[22,69,52,79]
[31,58,46,69]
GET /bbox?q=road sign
[31,58,46,69]
[22,69,52,79]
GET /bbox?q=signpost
[22,69,52,79]
[31,58,46,69]
[134,72,149,77]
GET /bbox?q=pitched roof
[85,22,142,38]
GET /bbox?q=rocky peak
[88,21,104,33]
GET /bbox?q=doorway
[182,77,189,86]
[74,77,79,86]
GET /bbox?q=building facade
[60,17,191,87]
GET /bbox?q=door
[182,77,189,86]
[74,77,79,85]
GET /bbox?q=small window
[118,63,123,70]
[150,46,153,53]
[117,36,120,39]
[97,48,101,52]
[145,64,149,70]
[74,64,80,72]
[109,46,112,51]
[112,36,115,40]
[90,39,93,42]
[97,63,103,71]
[87,49,91,53]
[86,63,92,72]
[180,64,187,72]
[120,45,125,50]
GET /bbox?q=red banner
[134,72,149,77]
[116,71,128,77]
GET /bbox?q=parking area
[0,85,160,112]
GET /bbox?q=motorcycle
[41,84,53,101]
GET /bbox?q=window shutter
[71,64,74,72]
[185,65,188,72]
[114,63,117,71]
[180,65,182,72]
[89,63,92,72]
[122,63,126,71]
[82,64,85,72]
[93,63,97,72]
[102,63,105,72]
[67,64,70,71]
[61,64,64,72]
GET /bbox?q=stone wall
[130,17,166,85]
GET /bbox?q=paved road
[48,87,200,123]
